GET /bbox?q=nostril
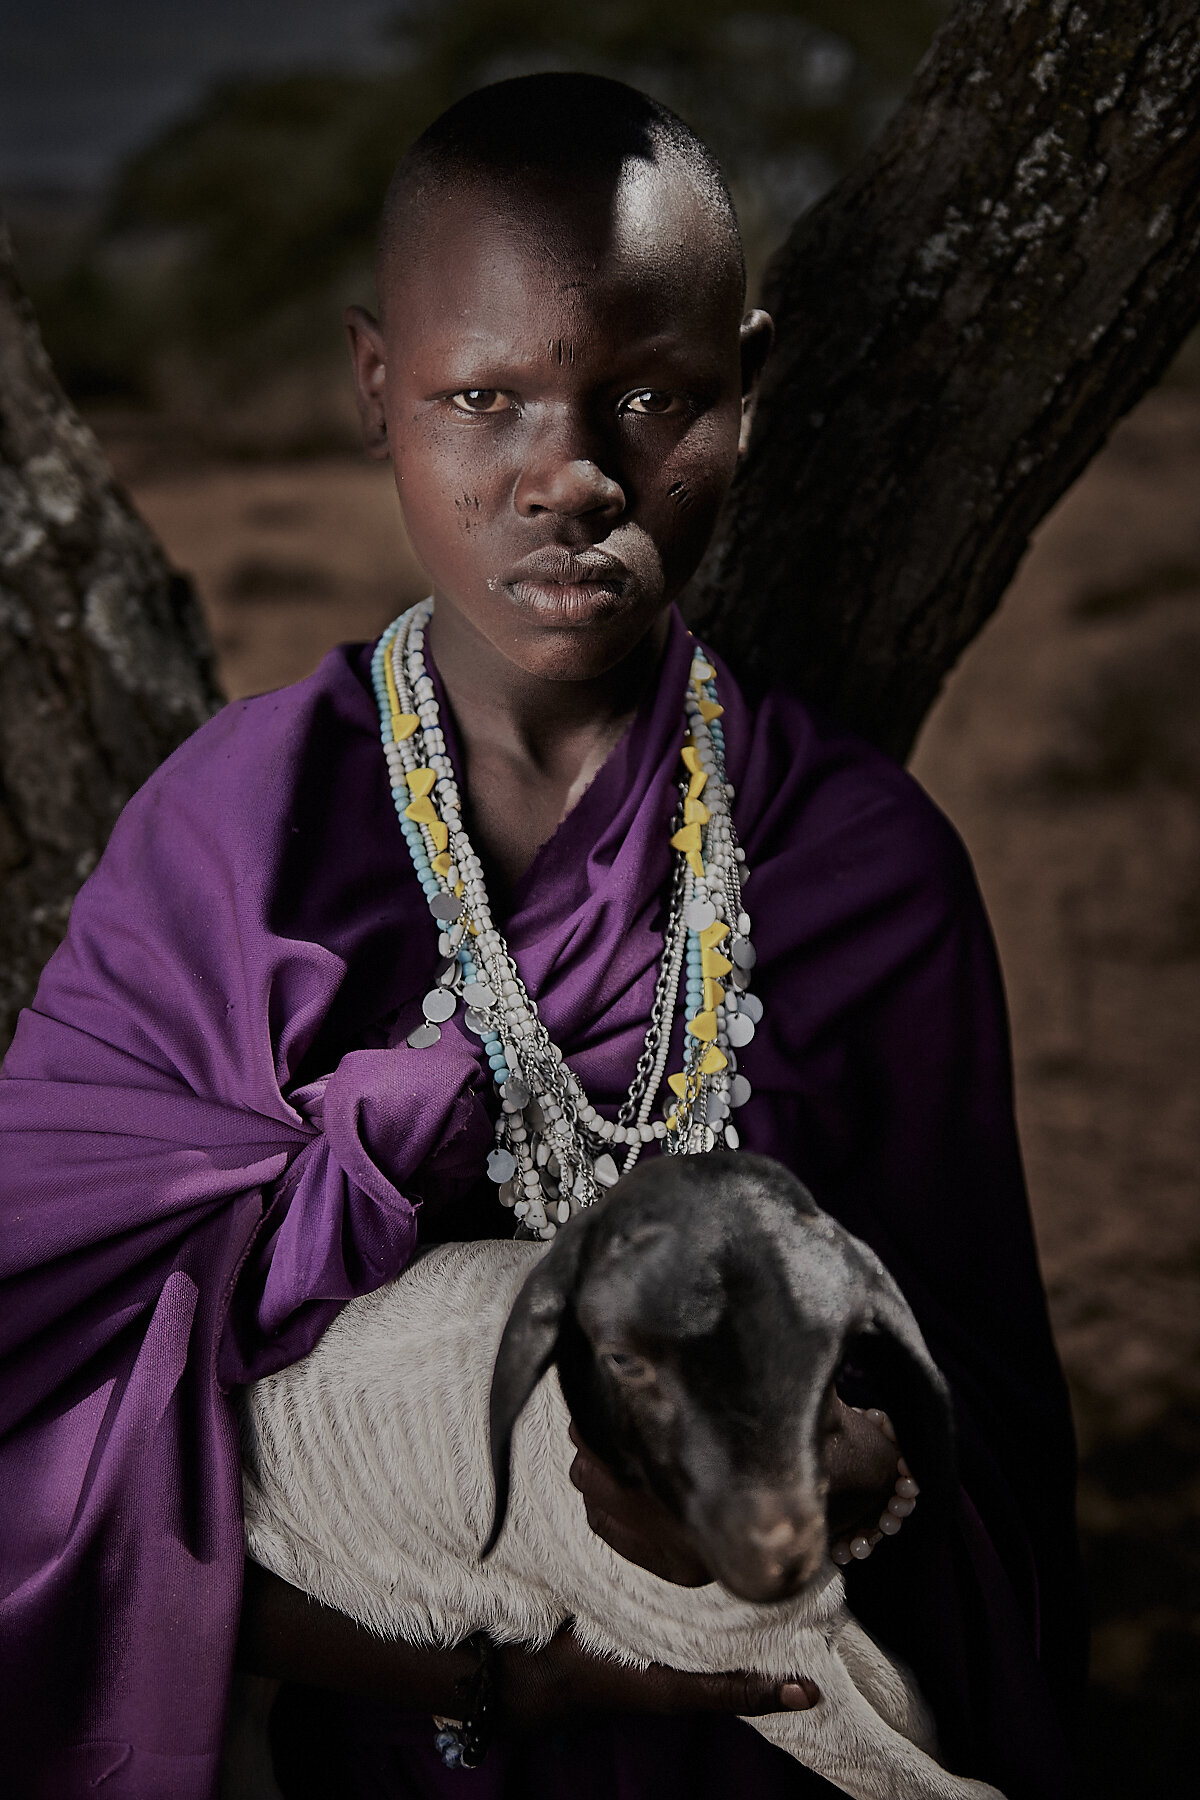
[746,1518,803,1554]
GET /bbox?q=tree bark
[0,219,221,1052]
[689,0,1200,759]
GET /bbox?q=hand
[238,1561,820,1722]
[821,1397,900,1539]
[568,1424,712,1586]
[496,1622,820,1731]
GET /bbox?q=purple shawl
[0,610,1083,1798]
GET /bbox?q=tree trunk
[689,0,1200,759]
[0,219,221,1051]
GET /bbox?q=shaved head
[376,73,745,310]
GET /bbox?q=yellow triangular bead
[670,822,703,855]
[700,1044,727,1074]
[701,947,733,978]
[428,820,449,853]
[699,921,729,949]
[687,1010,718,1042]
[698,698,724,723]
[431,852,453,876]
[680,745,702,775]
[404,796,438,825]
[405,767,436,797]
[688,770,708,801]
[667,1072,689,1098]
[392,713,419,741]
[684,797,710,825]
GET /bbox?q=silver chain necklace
[371,601,760,1239]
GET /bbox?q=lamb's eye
[603,1352,653,1383]
[621,390,678,416]
[450,389,510,413]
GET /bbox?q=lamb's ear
[482,1213,597,1559]
[847,1263,958,1511]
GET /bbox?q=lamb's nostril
[746,1518,803,1554]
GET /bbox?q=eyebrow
[415,330,729,389]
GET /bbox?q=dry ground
[102,388,1200,1795]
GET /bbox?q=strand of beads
[829,1407,922,1566]
[662,649,760,1152]
[371,602,759,1236]
[374,603,678,1235]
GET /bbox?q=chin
[500,590,669,681]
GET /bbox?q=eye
[449,389,511,414]
[602,1351,654,1383]
[620,390,681,416]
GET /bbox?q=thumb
[684,1669,821,1716]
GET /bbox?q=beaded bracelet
[830,1406,921,1567]
[433,1632,497,1770]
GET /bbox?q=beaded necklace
[371,600,760,1239]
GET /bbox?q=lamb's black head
[485,1152,953,1604]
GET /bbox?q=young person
[0,75,1083,1800]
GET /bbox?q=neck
[420,597,673,893]
[425,598,672,775]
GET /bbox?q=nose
[700,1492,828,1604]
[515,417,626,524]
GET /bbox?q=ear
[343,304,390,461]
[482,1213,598,1558]
[846,1261,958,1513]
[738,308,774,457]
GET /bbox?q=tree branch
[690,0,1200,758]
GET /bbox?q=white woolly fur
[239,1242,1006,1800]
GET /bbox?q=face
[568,1222,834,1603]
[347,161,771,686]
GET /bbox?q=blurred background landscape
[2,2,1197,1792]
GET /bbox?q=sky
[0,0,403,191]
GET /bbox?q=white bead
[850,1536,873,1560]
[895,1477,919,1499]
[878,1513,902,1535]
[887,1496,916,1518]
[831,1542,853,1566]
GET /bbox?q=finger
[655,1666,820,1717]
[570,1441,622,1493]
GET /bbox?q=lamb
[238,1151,1006,1800]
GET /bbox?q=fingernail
[781,1680,819,1710]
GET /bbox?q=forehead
[379,163,742,360]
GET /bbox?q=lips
[502,545,632,622]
